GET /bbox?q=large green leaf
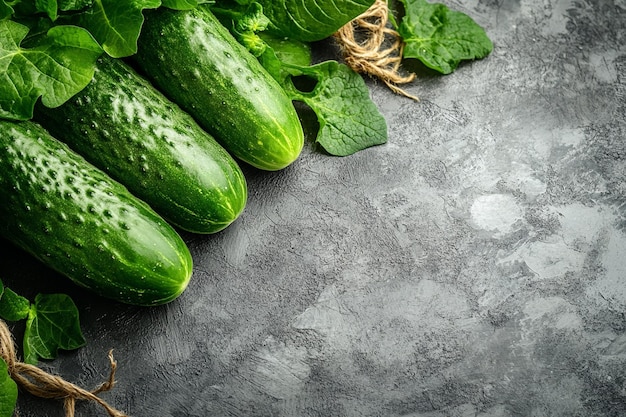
[0,20,102,120]
[398,0,493,74]
[73,0,161,57]
[255,0,376,42]
[284,60,388,156]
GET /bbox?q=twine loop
[0,319,128,417]
[334,0,419,100]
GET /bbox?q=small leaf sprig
[0,279,127,417]
[0,279,86,364]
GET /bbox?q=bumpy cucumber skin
[0,120,193,306]
[134,6,304,171]
[35,56,247,234]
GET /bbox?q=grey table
[4,0,626,416]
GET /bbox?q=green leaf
[0,20,102,120]
[257,34,310,87]
[398,0,493,74]
[0,287,30,321]
[258,44,284,83]
[23,293,86,365]
[0,357,18,417]
[285,61,388,156]
[0,1,14,20]
[35,0,59,20]
[259,32,310,67]
[28,0,94,19]
[72,0,161,57]
[59,0,94,12]
[254,0,376,42]
[161,0,197,10]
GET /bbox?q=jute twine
[334,0,419,100]
[0,320,128,417]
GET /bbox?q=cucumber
[34,56,247,234]
[0,120,193,306]
[133,6,304,171]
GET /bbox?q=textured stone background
[3,0,626,416]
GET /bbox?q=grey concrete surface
[3,0,625,416]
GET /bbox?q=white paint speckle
[555,127,585,148]
[501,236,585,279]
[557,203,608,245]
[470,194,523,237]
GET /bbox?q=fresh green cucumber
[34,56,247,234]
[133,6,304,171]
[0,120,193,306]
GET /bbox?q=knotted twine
[333,0,419,100]
[0,320,128,417]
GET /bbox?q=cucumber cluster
[0,7,304,306]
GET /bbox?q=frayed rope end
[1,320,129,417]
